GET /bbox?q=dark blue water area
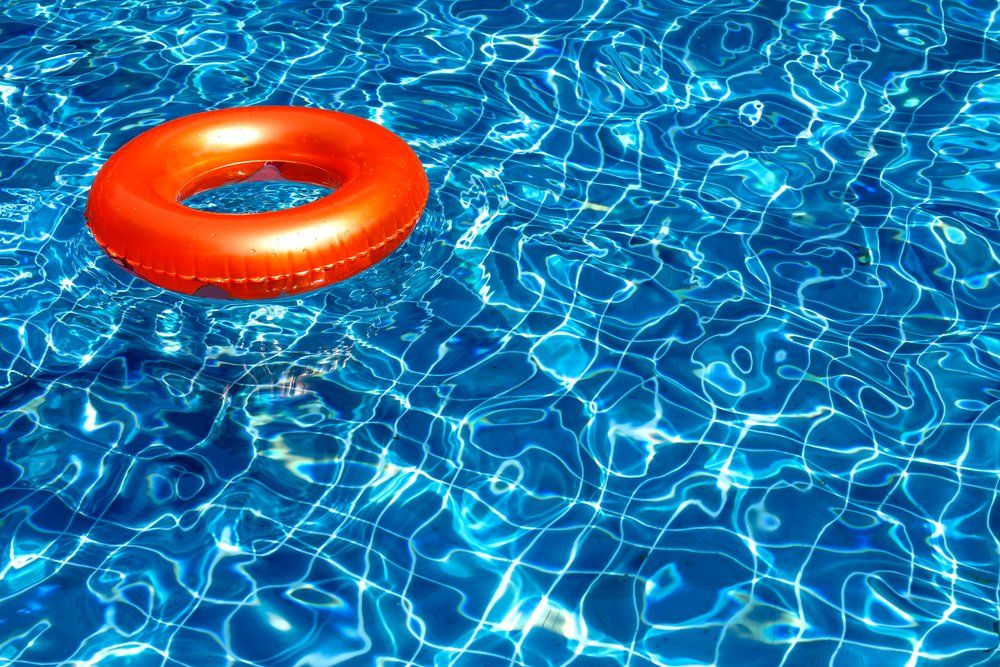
[0,0,999,665]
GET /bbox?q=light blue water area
[183,180,333,214]
[1,0,999,665]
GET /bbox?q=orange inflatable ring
[86,106,428,299]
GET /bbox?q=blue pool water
[1,0,999,665]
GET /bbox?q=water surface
[0,1,998,665]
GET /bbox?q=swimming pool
[1,0,998,665]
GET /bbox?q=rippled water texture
[1,1,999,665]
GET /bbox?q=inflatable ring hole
[180,161,337,215]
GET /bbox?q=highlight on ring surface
[86,106,429,299]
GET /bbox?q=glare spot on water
[266,613,292,632]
